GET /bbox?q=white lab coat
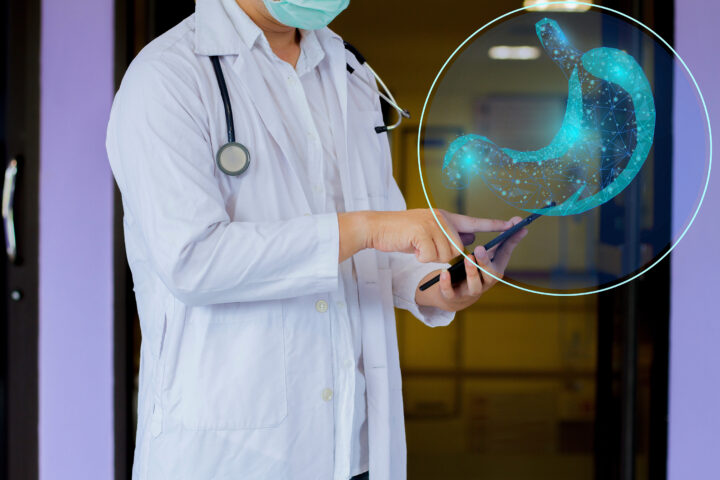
[106,1,454,479]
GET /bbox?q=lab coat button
[315,300,328,313]
[343,359,353,369]
[321,388,333,401]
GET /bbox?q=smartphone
[418,210,546,291]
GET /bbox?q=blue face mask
[262,0,350,30]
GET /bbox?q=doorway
[111,1,672,479]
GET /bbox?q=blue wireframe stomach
[441,18,656,216]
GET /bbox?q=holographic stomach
[441,18,656,216]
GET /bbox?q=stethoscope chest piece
[216,142,251,176]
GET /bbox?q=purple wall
[669,0,720,477]
[39,0,115,478]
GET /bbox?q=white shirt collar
[295,29,326,76]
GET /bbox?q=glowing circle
[418,1,712,296]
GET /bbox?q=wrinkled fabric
[106,1,454,479]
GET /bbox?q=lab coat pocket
[347,109,390,201]
[177,302,287,430]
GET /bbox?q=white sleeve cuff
[310,212,340,293]
[392,256,456,328]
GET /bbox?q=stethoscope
[210,41,410,176]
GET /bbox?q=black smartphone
[418,210,546,291]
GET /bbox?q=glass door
[334,1,672,479]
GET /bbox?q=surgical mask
[262,0,350,30]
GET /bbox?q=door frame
[3,0,40,479]
[593,1,672,480]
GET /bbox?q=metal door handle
[2,158,18,263]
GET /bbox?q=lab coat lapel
[356,248,394,480]
[322,34,395,478]
[230,50,312,213]
[321,35,362,214]
[315,33,394,477]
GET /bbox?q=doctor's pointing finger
[106,1,525,479]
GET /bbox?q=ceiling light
[523,0,593,12]
[488,45,542,60]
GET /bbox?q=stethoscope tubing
[210,55,236,143]
[210,42,407,174]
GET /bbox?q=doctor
[106,0,527,479]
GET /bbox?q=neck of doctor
[235,0,301,68]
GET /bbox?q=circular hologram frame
[418,1,711,296]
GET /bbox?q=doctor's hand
[414,216,528,312]
[338,209,512,264]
